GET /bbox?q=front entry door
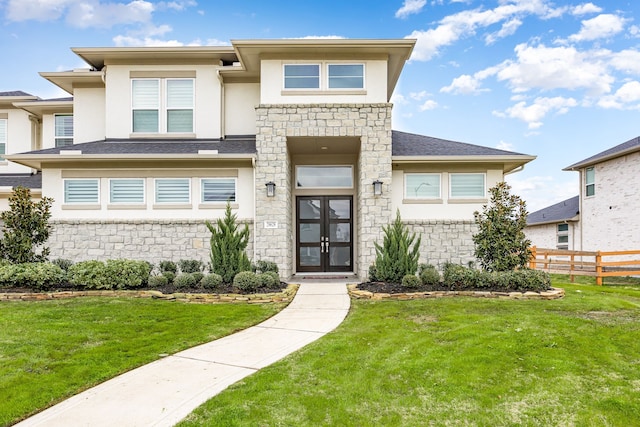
[297,196,353,273]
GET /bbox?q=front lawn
[180,279,640,426]
[0,298,283,426]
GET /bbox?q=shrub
[0,262,65,291]
[473,182,531,272]
[401,274,421,289]
[368,264,378,282]
[442,263,550,292]
[52,258,74,272]
[104,259,151,290]
[159,261,177,273]
[373,210,421,283]
[0,186,54,263]
[162,271,176,284]
[258,271,280,288]
[419,264,440,286]
[191,271,204,284]
[233,271,260,292]
[200,273,223,290]
[206,203,251,284]
[148,275,169,288]
[174,273,197,290]
[178,259,204,274]
[68,261,109,290]
[252,260,279,274]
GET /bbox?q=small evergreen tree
[373,210,421,283]
[206,203,251,283]
[473,181,531,272]
[0,186,53,263]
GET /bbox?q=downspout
[28,115,42,175]
[504,164,525,176]
[217,69,225,138]
[252,157,257,262]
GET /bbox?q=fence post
[596,251,603,286]
[530,246,537,269]
[570,254,575,283]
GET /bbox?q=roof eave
[526,215,580,226]
[392,155,536,172]
[564,145,640,171]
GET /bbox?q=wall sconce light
[265,181,276,197]
[372,180,383,196]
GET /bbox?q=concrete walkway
[16,281,350,427]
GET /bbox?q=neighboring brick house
[526,195,580,250]
[1,39,535,279]
[526,136,640,253]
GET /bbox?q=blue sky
[1,0,639,211]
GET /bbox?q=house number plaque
[264,220,278,229]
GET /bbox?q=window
[155,178,190,203]
[109,179,145,204]
[64,179,99,204]
[328,64,364,89]
[0,118,6,160]
[585,167,595,197]
[55,114,73,147]
[450,173,485,198]
[284,64,320,89]
[296,166,353,188]
[132,79,194,133]
[405,173,440,199]
[557,223,569,250]
[201,178,236,203]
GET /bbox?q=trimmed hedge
[69,259,151,290]
[442,263,550,292]
[259,271,280,288]
[0,262,65,291]
[233,271,260,292]
[401,274,421,289]
[200,273,223,290]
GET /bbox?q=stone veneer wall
[403,220,479,269]
[255,103,393,279]
[48,219,254,265]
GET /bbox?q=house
[526,136,640,253]
[2,39,535,279]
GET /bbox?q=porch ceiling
[287,137,361,155]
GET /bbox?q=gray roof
[0,173,42,189]
[392,130,530,157]
[565,136,640,170]
[18,136,257,156]
[527,195,579,225]
[0,90,34,97]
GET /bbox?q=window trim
[283,64,321,90]
[108,178,146,205]
[557,223,570,249]
[153,178,192,205]
[63,178,100,205]
[200,177,237,204]
[449,173,486,199]
[585,166,595,197]
[131,78,194,134]
[327,63,365,90]
[0,117,7,160]
[404,173,441,200]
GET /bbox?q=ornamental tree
[372,210,421,283]
[206,203,251,284]
[472,181,531,272]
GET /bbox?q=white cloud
[572,3,602,15]
[409,90,429,100]
[495,96,577,129]
[608,49,640,74]
[597,81,640,109]
[419,100,438,111]
[505,175,578,212]
[441,74,487,95]
[496,141,514,151]
[485,18,522,45]
[395,0,426,19]
[568,14,627,42]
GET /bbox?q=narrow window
[0,118,6,160]
[55,114,74,147]
[328,64,364,89]
[110,179,145,204]
[201,178,236,203]
[64,179,99,204]
[450,173,485,198]
[585,167,595,197]
[132,79,159,133]
[284,64,320,89]
[405,173,441,199]
[155,178,190,203]
[557,223,569,250]
[166,79,194,133]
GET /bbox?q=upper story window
[132,78,194,134]
[64,179,99,204]
[55,114,73,147]
[450,173,486,199]
[284,64,320,89]
[296,166,353,188]
[155,178,191,204]
[405,173,441,199]
[585,167,595,197]
[0,118,6,160]
[328,64,364,89]
[109,179,145,204]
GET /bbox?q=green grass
[179,279,640,426]
[0,298,283,426]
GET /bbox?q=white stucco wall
[74,87,106,144]
[260,60,388,104]
[580,151,640,251]
[224,83,259,136]
[104,64,223,139]
[391,167,503,220]
[1,108,33,174]
[43,167,255,221]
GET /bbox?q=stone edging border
[348,284,565,300]
[0,283,299,304]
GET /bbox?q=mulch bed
[357,281,549,294]
[1,282,288,295]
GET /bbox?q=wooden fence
[529,246,640,285]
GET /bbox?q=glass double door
[296,196,352,272]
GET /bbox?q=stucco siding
[224,83,259,136]
[74,88,106,144]
[1,109,33,174]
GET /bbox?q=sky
[1,0,639,212]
